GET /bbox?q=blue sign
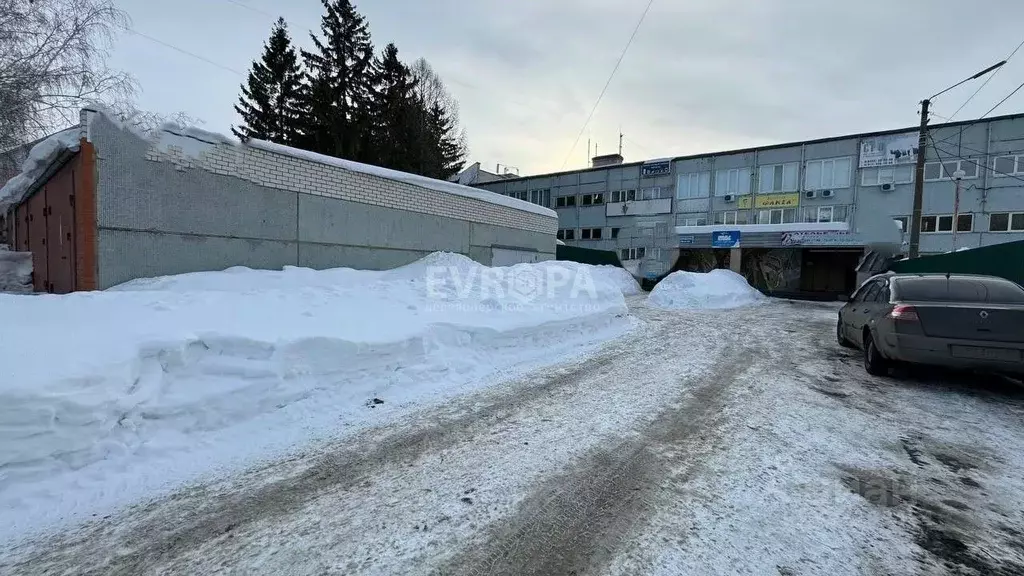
[641,160,671,177]
[712,230,741,248]
[678,235,695,245]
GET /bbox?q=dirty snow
[0,247,32,294]
[0,253,630,541]
[648,269,765,310]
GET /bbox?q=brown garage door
[26,190,48,292]
[45,166,77,293]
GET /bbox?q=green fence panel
[555,245,623,267]
[888,240,1024,286]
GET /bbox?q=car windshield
[896,276,1024,303]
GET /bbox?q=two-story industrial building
[476,113,1024,296]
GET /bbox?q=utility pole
[907,60,1005,259]
[908,98,929,259]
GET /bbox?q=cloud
[109,0,1024,175]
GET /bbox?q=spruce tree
[300,0,375,161]
[368,43,418,172]
[232,18,303,146]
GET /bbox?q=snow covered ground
[0,254,634,541]
[4,274,1024,576]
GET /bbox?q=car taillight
[889,304,919,321]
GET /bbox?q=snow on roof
[247,140,556,218]
[0,128,83,210]
[1,107,555,220]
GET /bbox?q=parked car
[837,273,1024,376]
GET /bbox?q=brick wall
[88,113,556,288]
[142,134,556,235]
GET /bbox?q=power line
[559,0,656,170]
[948,37,1024,121]
[928,133,1024,185]
[123,27,245,76]
[980,78,1024,119]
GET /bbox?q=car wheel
[837,320,853,348]
[863,332,889,376]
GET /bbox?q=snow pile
[0,246,32,294]
[648,269,765,310]
[0,253,629,538]
[534,261,642,297]
[0,128,82,209]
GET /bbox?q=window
[804,157,852,190]
[611,227,621,238]
[714,210,750,225]
[757,208,797,224]
[579,227,603,240]
[559,228,575,240]
[580,193,605,205]
[758,162,799,193]
[610,189,637,203]
[556,229,563,240]
[993,155,1024,177]
[677,213,708,227]
[801,205,849,223]
[714,167,752,196]
[555,195,577,207]
[527,189,551,206]
[989,212,1024,232]
[621,247,647,261]
[893,216,908,232]
[593,193,604,204]
[640,187,663,200]
[650,248,662,261]
[861,165,914,186]
[923,160,980,181]
[896,277,1024,303]
[677,172,712,199]
[920,214,969,233]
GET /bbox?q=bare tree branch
[0,0,136,150]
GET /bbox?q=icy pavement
[4,298,1024,575]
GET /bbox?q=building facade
[477,113,1024,295]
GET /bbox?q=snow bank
[0,253,629,539]
[0,128,82,209]
[0,246,32,294]
[534,261,642,296]
[648,269,765,310]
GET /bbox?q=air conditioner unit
[880,183,896,192]
[804,190,818,199]
[821,189,835,198]
[723,194,736,203]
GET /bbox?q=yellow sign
[755,193,800,208]
[736,195,752,209]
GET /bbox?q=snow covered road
[4,298,1024,575]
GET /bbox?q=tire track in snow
[435,341,753,576]
[3,337,628,575]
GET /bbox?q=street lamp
[951,169,966,252]
[908,60,1006,259]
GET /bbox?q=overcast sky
[109,0,1024,175]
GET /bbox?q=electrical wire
[928,133,1024,185]
[559,0,657,169]
[948,37,1024,121]
[123,27,245,76]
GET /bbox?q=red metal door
[26,190,48,292]
[45,167,77,293]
